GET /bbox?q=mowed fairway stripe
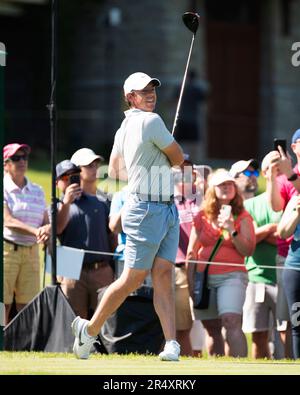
[0,353,299,375]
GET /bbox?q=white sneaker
[159,340,180,361]
[71,316,97,359]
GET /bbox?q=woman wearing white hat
[186,169,255,357]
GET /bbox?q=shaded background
[1,0,300,166]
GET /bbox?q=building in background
[1,0,300,163]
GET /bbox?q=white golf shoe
[71,316,97,359]
[159,340,180,361]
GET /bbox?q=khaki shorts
[4,241,40,304]
[175,266,193,331]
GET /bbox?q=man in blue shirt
[56,159,114,319]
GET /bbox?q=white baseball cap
[123,72,161,95]
[229,159,259,178]
[209,170,235,187]
[71,148,104,166]
[261,151,280,172]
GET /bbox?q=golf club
[171,12,200,136]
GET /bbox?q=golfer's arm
[108,153,128,181]
[161,141,184,167]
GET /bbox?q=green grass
[0,352,299,375]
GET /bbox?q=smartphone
[274,138,287,155]
[220,204,232,220]
[69,174,80,185]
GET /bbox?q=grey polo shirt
[58,193,111,265]
[111,108,175,200]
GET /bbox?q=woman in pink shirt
[187,170,255,357]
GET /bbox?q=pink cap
[3,143,31,160]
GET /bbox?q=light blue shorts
[121,194,179,270]
[194,271,248,320]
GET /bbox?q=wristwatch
[231,230,238,238]
[287,173,298,182]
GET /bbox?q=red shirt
[193,210,254,275]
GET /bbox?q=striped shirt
[3,173,46,246]
[174,196,201,264]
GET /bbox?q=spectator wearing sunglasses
[229,159,259,200]
[3,143,50,324]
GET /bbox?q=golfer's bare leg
[87,267,148,337]
[151,256,176,340]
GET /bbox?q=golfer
[72,72,184,361]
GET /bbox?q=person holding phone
[278,194,300,359]
[186,169,256,357]
[55,159,114,319]
[263,129,300,357]
[267,130,300,212]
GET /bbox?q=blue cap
[56,160,81,179]
[292,129,300,144]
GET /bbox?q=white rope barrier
[59,245,300,271]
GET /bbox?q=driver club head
[182,12,200,34]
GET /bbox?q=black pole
[47,0,58,285]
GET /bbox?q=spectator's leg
[176,330,193,356]
[151,256,176,340]
[278,324,293,358]
[202,318,224,356]
[282,268,300,359]
[252,331,270,358]
[4,304,11,325]
[222,313,247,357]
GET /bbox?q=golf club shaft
[171,33,195,136]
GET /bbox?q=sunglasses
[59,173,77,182]
[243,169,259,177]
[8,154,29,162]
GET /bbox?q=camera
[220,204,232,220]
[69,174,80,185]
[274,138,287,155]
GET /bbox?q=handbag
[193,235,223,310]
